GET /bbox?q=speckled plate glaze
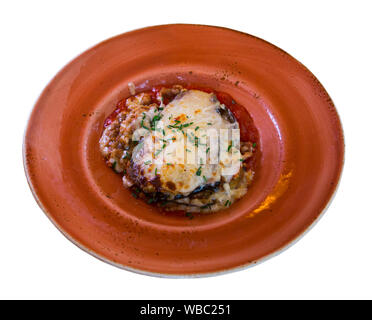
[23,24,344,277]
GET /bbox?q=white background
[1,0,371,300]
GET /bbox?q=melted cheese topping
[131,89,241,196]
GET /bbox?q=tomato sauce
[103,99,127,127]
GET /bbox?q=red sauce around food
[104,99,128,127]
[104,85,259,172]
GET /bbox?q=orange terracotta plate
[23,24,344,277]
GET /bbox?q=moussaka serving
[100,84,259,213]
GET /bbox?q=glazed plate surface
[23,24,344,276]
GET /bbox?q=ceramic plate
[23,24,344,277]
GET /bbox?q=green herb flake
[141,117,150,130]
[181,122,193,128]
[196,166,202,176]
[194,137,199,147]
[252,142,257,148]
[150,114,162,130]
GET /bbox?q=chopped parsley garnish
[195,126,199,131]
[203,175,207,183]
[144,160,151,165]
[225,200,232,207]
[155,142,168,151]
[227,142,233,152]
[194,137,199,147]
[206,147,210,153]
[155,168,158,175]
[196,166,202,176]
[207,122,212,125]
[167,122,194,131]
[152,114,162,122]
[181,122,193,128]
[252,142,257,148]
[150,114,162,130]
[140,115,150,130]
